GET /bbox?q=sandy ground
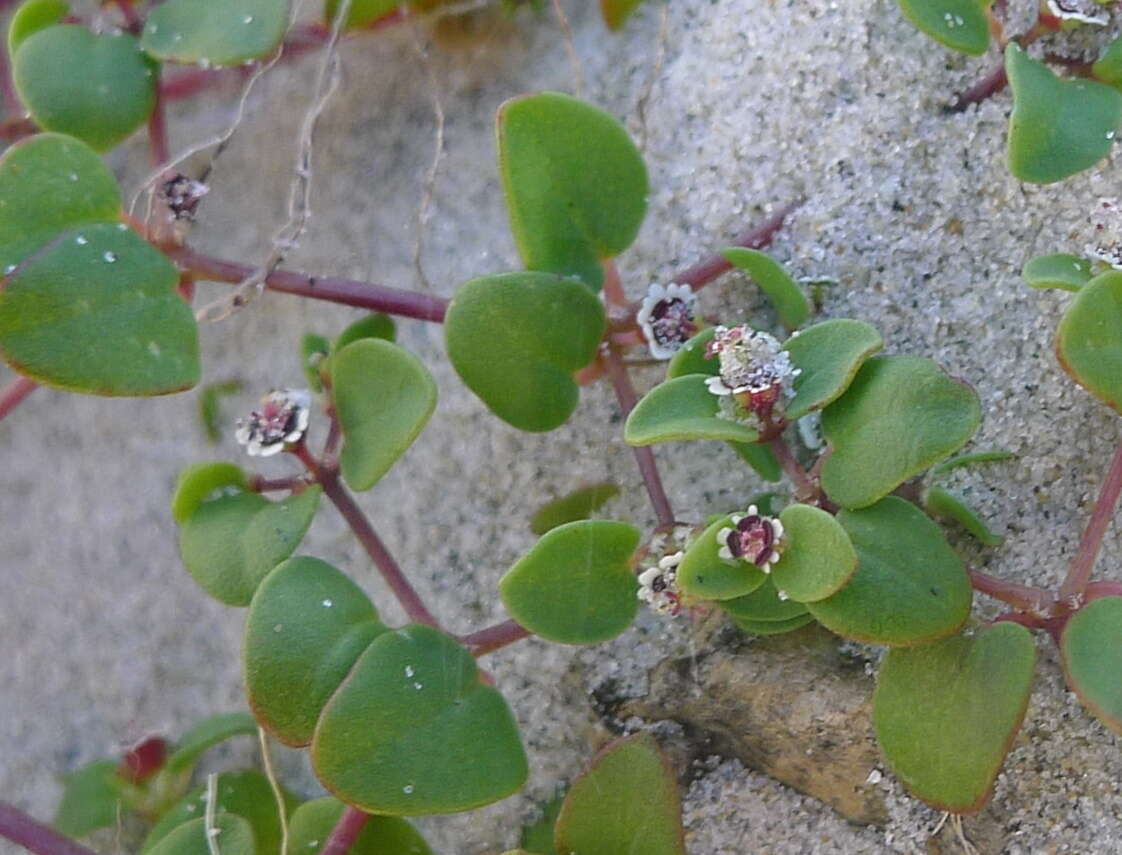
[4,0,1122,851]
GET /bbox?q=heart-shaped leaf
[497,93,647,290]
[499,520,640,644]
[1006,44,1122,184]
[771,503,858,602]
[1022,253,1094,292]
[287,798,433,855]
[600,0,643,29]
[332,339,437,491]
[8,0,67,55]
[141,771,295,855]
[874,622,1036,812]
[146,815,255,855]
[0,223,200,394]
[720,577,811,623]
[1056,271,1122,411]
[1061,596,1122,735]
[923,486,1003,546]
[53,760,123,837]
[624,375,760,446]
[721,248,811,330]
[807,497,972,645]
[529,482,620,535]
[730,612,815,636]
[171,463,249,524]
[554,733,685,855]
[142,0,289,67]
[312,624,528,815]
[13,26,157,151]
[244,556,388,746]
[676,515,768,601]
[445,272,605,432]
[178,485,321,606]
[820,356,980,509]
[165,712,259,774]
[784,319,884,420]
[897,0,991,55]
[335,312,396,349]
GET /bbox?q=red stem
[320,469,443,629]
[602,344,676,527]
[671,204,799,292]
[1059,439,1122,601]
[768,436,818,503]
[0,803,99,855]
[318,806,370,855]
[947,21,1056,113]
[461,619,532,657]
[146,79,171,169]
[970,569,1052,614]
[0,376,37,422]
[1085,580,1122,601]
[249,474,308,492]
[168,247,448,322]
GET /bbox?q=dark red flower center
[726,515,775,567]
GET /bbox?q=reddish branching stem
[461,619,532,657]
[0,803,99,855]
[0,376,37,423]
[319,469,443,629]
[1060,439,1122,601]
[602,344,676,528]
[249,474,309,493]
[947,20,1057,113]
[970,569,1052,614]
[318,806,370,855]
[670,203,799,292]
[168,247,448,322]
[768,436,819,503]
[146,80,171,169]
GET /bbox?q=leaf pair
[245,557,528,814]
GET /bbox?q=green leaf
[730,612,815,636]
[600,0,643,29]
[445,272,605,432]
[770,503,858,602]
[874,622,1036,812]
[784,319,884,420]
[624,375,760,446]
[931,449,1016,475]
[165,712,259,774]
[312,625,529,815]
[178,485,321,606]
[142,0,289,67]
[666,327,716,379]
[332,339,437,491]
[244,556,388,746]
[1022,253,1094,292]
[820,356,980,509]
[676,515,768,602]
[8,0,67,55]
[497,92,648,289]
[720,577,810,623]
[721,248,811,329]
[1056,270,1122,412]
[730,440,782,482]
[0,224,200,395]
[923,486,1004,547]
[1006,44,1122,184]
[53,760,123,837]
[199,380,242,443]
[807,497,972,646]
[1094,35,1122,88]
[171,463,248,524]
[146,815,255,855]
[1061,596,1122,735]
[334,312,396,349]
[529,483,620,535]
[141,771,294,855]
[897,0,990,55]
[324,0,400,29]
[520,792,564,854]
[286,798,433,855]
[554,733,685,855]
[14,26,157,151]
[0,133,120,273]
[499,520,640,644]
[301,333,330,393]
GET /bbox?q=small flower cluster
[637,283,698,360]
[636,524,694,616]
[704,325,799,426]
[161,173,209,222]
[717,506,785,573]
[1047,0,1109,25]
[235,388,311,457]
[1086,198,1122,271]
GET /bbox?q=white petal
[705,377,732,396]
[258,442,284,457]
[747,505,758,516]
[717,546,733,561]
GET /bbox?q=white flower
[1086,198,1122,270]
[716,505,785,573]
[703,325,800,423]
[637,551,684,616]
[1047,0,1109,24]
[637,283,699,360]
[235,388,311,457]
